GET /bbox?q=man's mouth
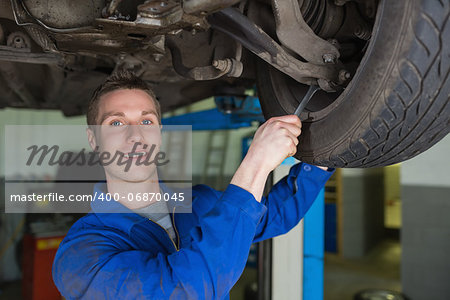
[124,151,147,159]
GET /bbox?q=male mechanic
[52,71,333,299]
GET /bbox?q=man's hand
[230,115,302,202]
[245,115,302,174]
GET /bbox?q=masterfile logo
[4,125,193,213]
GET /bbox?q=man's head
[87,71,161,126]
[86,71,163,183]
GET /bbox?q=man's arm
[203,162,333,243]
[230,114,333,241]
[231,115,302,202]
[253,162,334,242]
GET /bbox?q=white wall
[0,108,86,176]
[400,134,450,187]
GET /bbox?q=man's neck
[105,172,161,210]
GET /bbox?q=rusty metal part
[7,31,31,49]
[354,23,372,40]
[103,0,124,18]
[299,0,344,38]
[322,53,336,64]
[139,0,179,16]
[168,28,183,35]
[271,0,340,65]
[212,58,243,77]
[12,0,207,36]
[113,53,145,76]
[338,69,351,82]
[10,0,206,55]
[153,53,164,62]
[24,26,58,52]
[207,8,340,86]
[136,0,183,27]
[333,2,373,42]
[0,45,62,63]
[0,0,14,20]
[183,0,240,15]
[327,38,340,49]
[47,22,171,55]
[10,0,94,33]
[212,59,228,71]
[317,78,337,92]
[167,38,243,80]
[149,35,166,53]
[22,0,103,29]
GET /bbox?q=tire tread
[338,0,450,167]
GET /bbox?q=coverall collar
[90,182,190,235]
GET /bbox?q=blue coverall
[53,162,333,299]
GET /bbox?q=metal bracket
[0,45,62,64]
[207,8,340,86]
[183,0,241,15]
[136,0,183,27]
[271,0,340,65]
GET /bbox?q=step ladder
[163,107,191,182]
[202,130,229,190]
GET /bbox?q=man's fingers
[287,139,298,157]
[283,132,299,157]
[264,117,302,156]
[269,120,302,138]
[267,115,302,128]
[280,123,302,137]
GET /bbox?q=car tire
[256,0,450,168]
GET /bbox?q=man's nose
[126,126,143,144]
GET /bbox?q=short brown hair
[86,71,161,126]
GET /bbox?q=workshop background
[0,97,449,300]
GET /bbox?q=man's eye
[110,120,123,126]
[142,119,152,125]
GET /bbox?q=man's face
[87,88,162,183]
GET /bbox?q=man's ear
[86,127,97,151]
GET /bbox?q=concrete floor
[324,239,401,300]
[0,280,21,300]
[231,239,401,300]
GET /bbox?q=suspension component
[271,0,340,65]
[208,8,341,87]
[7,31,31,49]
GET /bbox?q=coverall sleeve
[253,162,334,242]
[52,184,266,300]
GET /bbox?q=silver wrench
[293,85,320,117]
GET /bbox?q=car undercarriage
[1,0,449,168]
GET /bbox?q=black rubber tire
[256,0,450,168]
